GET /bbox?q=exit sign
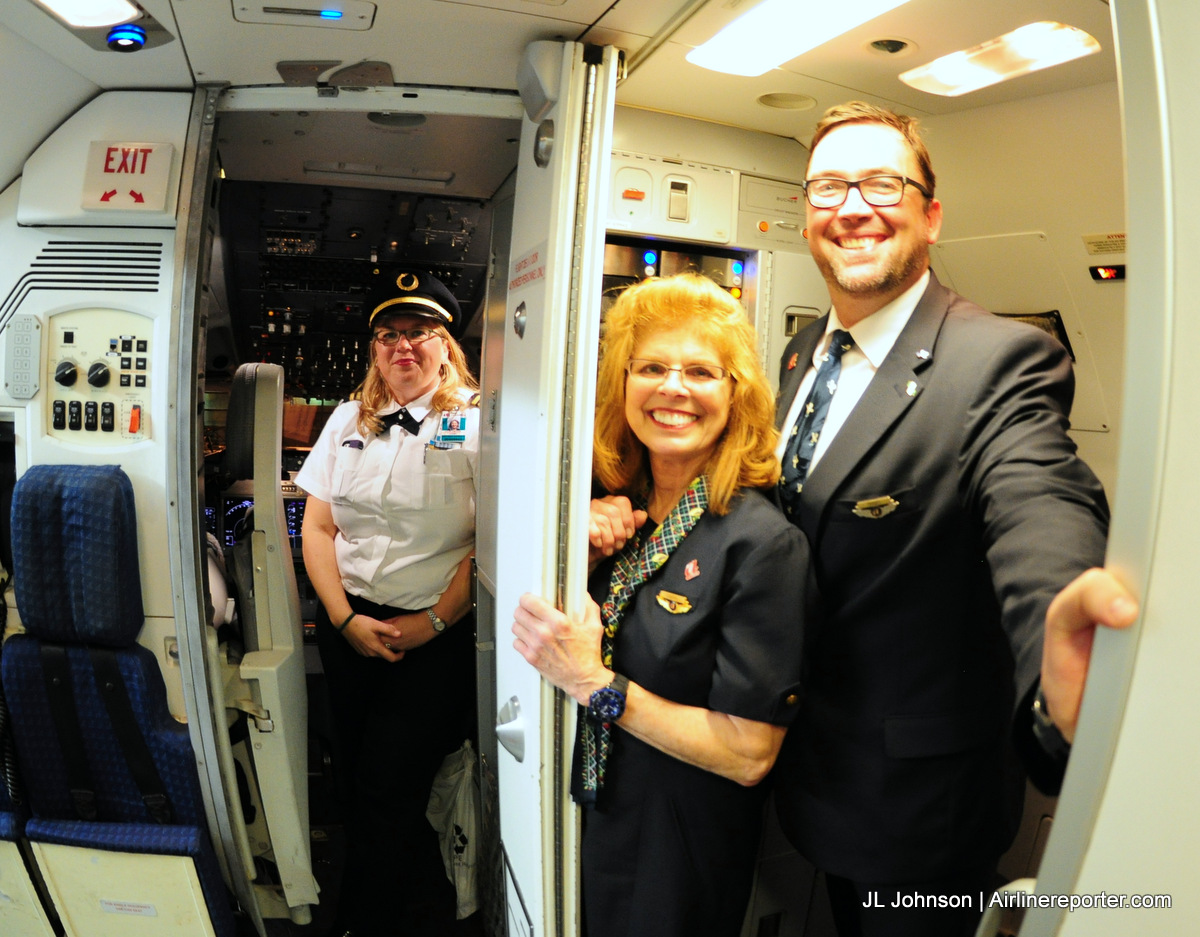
[82,141,175,212]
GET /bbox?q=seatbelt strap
[89,648,173,824]
[40,645,97,820]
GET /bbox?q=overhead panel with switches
[608,152,737,244]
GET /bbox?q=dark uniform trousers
[316,594,476,937]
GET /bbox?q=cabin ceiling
[0,0,1115,192]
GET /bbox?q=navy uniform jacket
[582,489,808,937]
[771,273,1109,883]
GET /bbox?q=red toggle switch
[128,404,141,434]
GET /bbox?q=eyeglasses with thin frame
[802,174,933,209]
[373,326,438,346]
[626,359,730,386]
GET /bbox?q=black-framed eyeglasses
[802,174,933,209]
[626,359,730,385]
[373,326,437,346]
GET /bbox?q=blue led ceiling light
[643,251,658,265]
[732,261,744,275]
[106,22,146,51]
[320,9,343,17]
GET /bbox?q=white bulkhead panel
[17,92,191,228]
[738,175,806,252]
[608,152,737,244]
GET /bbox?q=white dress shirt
[776,270,930,473]
[295,388,478,609]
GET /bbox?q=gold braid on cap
[369,295,451,323]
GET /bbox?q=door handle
[496,695,526,762]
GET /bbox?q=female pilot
[296,268,478,937]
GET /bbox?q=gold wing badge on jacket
[656,590,693,614]
[851,496,900,519]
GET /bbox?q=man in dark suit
[768,102,1125,937]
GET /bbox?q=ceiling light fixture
[899,21,1100,97]
[30,0,139,28]
[686,0,911,78]
[757,92,816,111]
[106,22,146,51]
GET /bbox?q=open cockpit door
[477,40,618,937]
[170,88,317,933]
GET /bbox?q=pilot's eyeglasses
[627,359,730,386]
[802,174,933,209]
[374,327,437,346]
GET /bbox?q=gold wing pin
[656,590,693,614]
[852,496,900,519]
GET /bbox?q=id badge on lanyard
[426,409,466,458]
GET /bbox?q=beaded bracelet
[336,612,356,632]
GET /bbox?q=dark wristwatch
[588,673,630,723]
[426,607,448,633]
[1031,686,1071,760]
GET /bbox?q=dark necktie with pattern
[779,329,855,517]
[378,407,423,436]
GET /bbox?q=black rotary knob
[54,360,78,386]
[87,361,111,388]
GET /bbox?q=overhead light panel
[233,1,376,29]
[686,0,911,78]
[29,0,139,28]
[900,21,1100,97]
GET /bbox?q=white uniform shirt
[295,388,478,609]
[776,270,929,473]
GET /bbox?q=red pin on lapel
[684,559,700,581]
[787,353,799,371]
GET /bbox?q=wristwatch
[1031,686,1071,760]
[588,673,630,723]
[426,607,448,633]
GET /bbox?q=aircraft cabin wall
[0,23,97,195]
[922,81,1125,497]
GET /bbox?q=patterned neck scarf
[575,475,710,804]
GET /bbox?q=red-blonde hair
[593,274,780,515]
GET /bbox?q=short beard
[817,244,927,298]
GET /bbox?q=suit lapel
[798,277,952,524]
[776,316,828,431]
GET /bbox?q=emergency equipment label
[509,243,547,294]
[1082,232,1126,256]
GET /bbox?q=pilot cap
[367,267,463,338]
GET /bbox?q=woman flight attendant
[512,274,810,937]
[296,268,478,937]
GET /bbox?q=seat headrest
[11,464,144,647]
[222,362,261,483]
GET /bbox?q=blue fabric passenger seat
[2,463,236,937]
